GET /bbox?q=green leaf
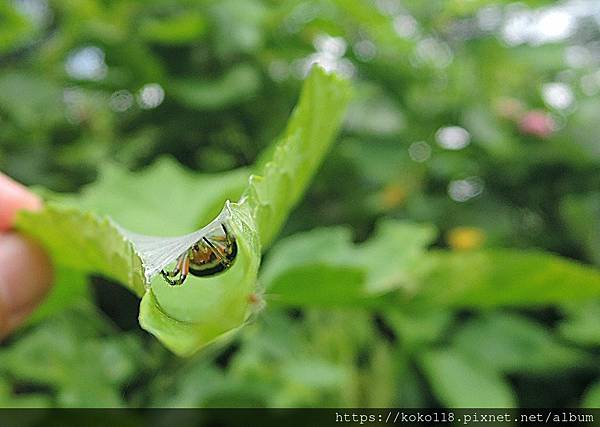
[453,313,589,374]
[240,69,352,247]
[170,64,262,111]
[582,381,600,408]
[141,68,351,355]
[260,227,369,306]
[148,359,231,407]
[0,378,51,408]
[560,193,600,266]
[344,84,405,136]
[19,159,247,318]
[17,205,147,297]
[138,13,207,45]
[419,349,516,408]
[138,203,261,355]
[210,0,266,58]
[263,225,600,310]
[412,250,600,308]
[384,308,453,350]
[16,67,352,356]
[0,305,146,407]
[226,310,381,407]
[0,3,39,55]
[267,265,368,307]
[26,267,90,324]
[559,301,600,347]
[0,72,63,129]
[260,221,437,306]
[74,157,249,234]
[151,310,360,407]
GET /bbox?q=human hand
[0,173,53,338]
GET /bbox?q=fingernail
[0,233,52,317]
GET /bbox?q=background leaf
[560,193,600,267]
[582,382,600,408]
[452,313,589,374]
[559,301,600,347]
[0,304,150,407]
[412,250,600,308]
[420,349,516,408]
[170,65,262,111]
[261,221,436,306]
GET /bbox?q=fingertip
[0,173,42,231]
[0,233,53,337]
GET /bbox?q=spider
[160,223,237,286]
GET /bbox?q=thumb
[0,173,53,337]
[0,233,53,337]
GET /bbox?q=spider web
[114,202,232,283]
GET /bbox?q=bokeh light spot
[393,14,418,39]
[408,141,431,162]
[353,40,377,62]
[448,177,483,202]
[137,84,165,110]
[435,126,471,150]
[65,46,107,81]
[110,90,134,113]
[542,82,574,110]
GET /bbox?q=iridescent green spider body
[160,223,237,286]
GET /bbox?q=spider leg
[178,253,190,285]
[160,253,186,286]
[221,223,235,245]
[203,237,230,267]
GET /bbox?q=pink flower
[518,110,556,138]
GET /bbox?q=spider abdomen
[189,238,237,277]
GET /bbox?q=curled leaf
[16,67,352,355]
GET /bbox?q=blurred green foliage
[1,0,599,408]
